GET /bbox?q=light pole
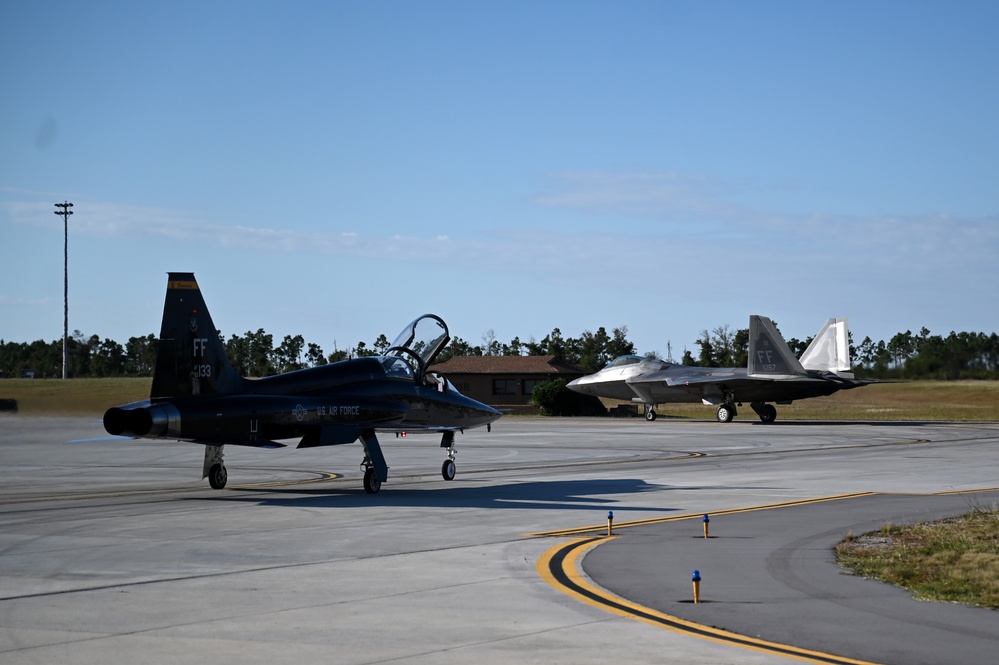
[54,201,73,379]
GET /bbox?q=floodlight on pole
[54,201,73,379]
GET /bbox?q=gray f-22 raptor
[567,316,872,423]
[103,272,501,493]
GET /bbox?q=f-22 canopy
[568,316,872,423]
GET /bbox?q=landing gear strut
[360,430,388,494]
[715,388,738,423]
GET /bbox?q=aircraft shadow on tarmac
[190,478,775,513]
[753,420,938,427]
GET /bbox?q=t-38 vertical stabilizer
[150,272,244,399]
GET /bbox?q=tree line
[689,324,999,380]
[2,323,997,380]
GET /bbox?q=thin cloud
[4,192,995,296]
[532,170,999,267]
[534,170,742,220]
[1,197,474,263]
[0,294,52,306]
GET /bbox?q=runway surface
[1,415,997,664]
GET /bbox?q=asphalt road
[1,415,997,664]
[579,490,999,665]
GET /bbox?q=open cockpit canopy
[380,314,451,384]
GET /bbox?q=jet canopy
[605,355,646,368]
[385,314,451,377]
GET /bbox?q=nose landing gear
[441,431,457,481]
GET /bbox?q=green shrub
[531,379,605,416]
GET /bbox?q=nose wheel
[363,467,382,494]
[441,431,457,481]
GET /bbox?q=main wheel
[716,405,734,423]
[208,463,227,489]
[759,404,777,423]
[645,408,657,422]
[442,459,456,481]
[363,467,381,494]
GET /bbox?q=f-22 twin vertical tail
[103,272,501,493]
[568,315,873,423]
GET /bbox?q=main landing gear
[715,402,779,423]
[208,464,228,489]
[751,402,778,423]
[203,445,228,489]
[358,429,461,494]
[716,404,736,423]
[360,430,389,494]
[644,405,657,421]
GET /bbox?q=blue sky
[2,1,997,361]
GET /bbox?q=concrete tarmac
[1,414,997,664]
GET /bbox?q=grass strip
[2,378,999,420]
[836,507,999,609]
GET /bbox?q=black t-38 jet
[104,272,501,493]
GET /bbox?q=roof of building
[430,354,587,375]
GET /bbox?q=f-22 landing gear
[716,404,736,423]
[715,402,778,423]
[751,402,778,423]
